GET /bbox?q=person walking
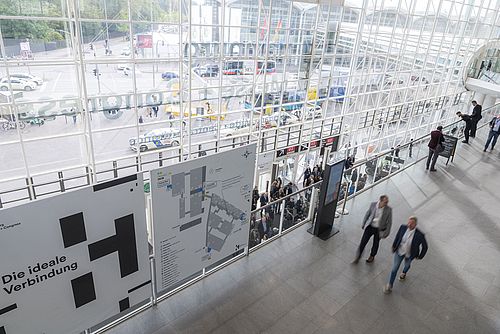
[426,126,445,171]
[484,114,500,152]
[384,216,428,294]
[353,195,392,264]
[456,111,472,143]
[470,100,482,138]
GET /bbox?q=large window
[1,0,497,206]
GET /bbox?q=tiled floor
[105,128,500,334]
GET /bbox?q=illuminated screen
[324,161,344,206]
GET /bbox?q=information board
[0,174,151,334]
[150,144,256,293]
[439,134,458,163]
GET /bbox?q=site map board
[150,144,256,293]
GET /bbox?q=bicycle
[0,119,26,131]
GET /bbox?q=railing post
[85,166,92,185]
[26,177,36,200]
[58,171,66,192]
[0,195,3,209]
[260,132,265,153]
[135,157,140,172]
[278,200,285,235]
[150,256,158,306]
[158,152,163,167]
[112,161,118,178]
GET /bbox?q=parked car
[270,111,300,127]
[0,78,37,91]
[303,103,323,120]
[218,122,256,138]
[0,117,26,131]
[194,64,219,77]
[9,73,43,85]
[121,47,131,56]
[129,128,180,152]
[116,64,131,71]
[161,72,179,80]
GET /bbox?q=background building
[0,0,499,207]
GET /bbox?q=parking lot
[0,37,347,180]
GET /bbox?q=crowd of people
[249,170,324,247]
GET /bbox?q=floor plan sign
[0,174,151,334]
[151,144,256,293]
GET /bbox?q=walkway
[105,126,500,334]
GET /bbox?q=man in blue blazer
[384,216,428,293]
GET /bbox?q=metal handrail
[2,102,498,209]
[346,102,500,172]
[251,102,500,213]
[251,180,321,214]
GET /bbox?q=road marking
[51,72,62,92]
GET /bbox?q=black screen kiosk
[310,160,345,240]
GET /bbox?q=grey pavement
[103,126,500,334]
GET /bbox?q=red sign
[286,146,298,154]
[321,136,339,151]
[137,34,153,48]
[310,140,320,148]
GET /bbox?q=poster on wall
[150,144,256,293]
[0,174,151,334]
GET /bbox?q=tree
[0,0,64,41]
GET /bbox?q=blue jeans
[485,130,499,150]
[388,253,413,287]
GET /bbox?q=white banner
[151,144,256,293]
[0,174,151,334]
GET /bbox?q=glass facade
[1,0,499,207]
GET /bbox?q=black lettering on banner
[93,174,137,192]
[0,304,17,316]
[71,273,96,308]
[88,214,139,278]
[0,304,18,334]
[60,212,87,248]
[119,298,130,312]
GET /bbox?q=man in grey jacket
[353,195,393,263]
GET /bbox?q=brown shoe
[366,256,374,263]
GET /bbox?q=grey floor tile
[170,303,223,334]
[105,307,171,334]
[209,323,239,334]
[262,308,316,334]
[150,323,178,334]
[483,285,500,311]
